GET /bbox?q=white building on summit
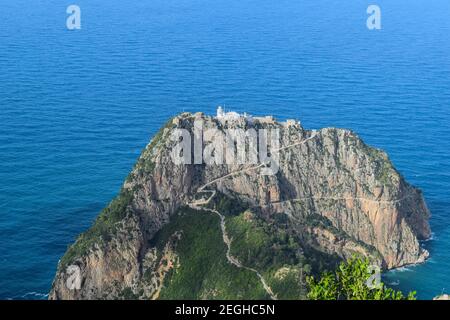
[216,106,255,123]
[215,106,301,127]
[216,106,241,120]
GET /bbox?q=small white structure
[217,106,225,118]
[216,106,252,122]
[286,119,297,126]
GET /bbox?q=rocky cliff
[49,112,430,300]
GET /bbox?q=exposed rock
[49,112,430,300]
[434,294,450,300]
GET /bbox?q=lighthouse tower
[217,106,225,118]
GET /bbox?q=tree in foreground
[306,256,416,300]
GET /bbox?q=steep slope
[49,112,430,300]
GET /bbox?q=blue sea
[0,0,449,299]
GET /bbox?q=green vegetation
[266,266,308,300]
[305,213,342,234]
[307,256,416,300]
[207,191,248,216]
[304,214,381,260]
[363,144,398,187]
[152,207,269,299]
[59,188,134,268]
[119,287,140,300]
[226,211,309,299]
[226,212,301,270]
[135,117,175,174]
[60,118,178,268]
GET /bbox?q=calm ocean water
[0,0,449,299]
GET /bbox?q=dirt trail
[186,131,408,300]
[260,194,412,208]
[198,132,318,191]
[188,192,277,300]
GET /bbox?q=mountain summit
[49,111,430,300]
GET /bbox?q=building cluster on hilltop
[216,106,299,127]
[216,106,251,121]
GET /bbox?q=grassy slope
[59,188,134,268]
[58,118,175,269]
[152,208,269,300]
[225,211,309,299]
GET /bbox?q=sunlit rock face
[49,112,430,300]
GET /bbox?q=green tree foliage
[306,256,416,300]
[60,187,134,268]
[153,208,269,299]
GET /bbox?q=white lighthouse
[217,106,225,118]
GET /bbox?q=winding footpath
[186,132,408,300]
[188,192,277,300]
[207,206,277,300]
[199,132,318,192]
[198,132,408,208]
[259,194,412,208]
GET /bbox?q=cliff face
[49,112,430,300]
